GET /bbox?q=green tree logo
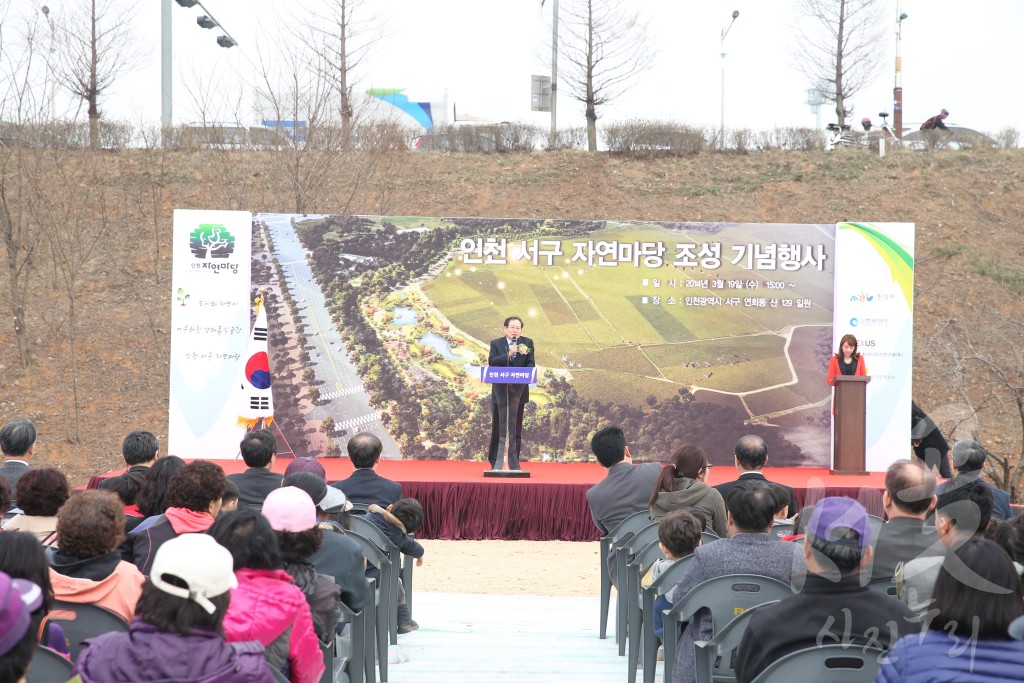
[189,224,236,259]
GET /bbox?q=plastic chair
[750,644,885,683]
[623,536,666,681]
[27,645,73,683]
[320,636,335,683]
[269,664,290,683]
[865,578,898,597]
[599,510,651,639]
[349,515,405,645]
[49,600,130,661]
[693,601,778,683]
[344,532,390,682]
[865,515,885,545]
[615,522,659,655]
[337,601,367,683]
[663,575,795,683]
[701,530,721,545]
[636,554,694,683]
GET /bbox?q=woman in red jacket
[827,333,867,386]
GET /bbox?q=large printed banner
[169,214,914,470]
[168,210,252,459]
[832,222,915,471]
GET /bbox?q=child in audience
[221,480,240,513]
[368,498,424,633]
[768,483,796,538]
[651,509,703,642]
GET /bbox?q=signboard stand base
[484,470,531,479]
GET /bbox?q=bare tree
[52,0,141,150]
[298,0,383,145]
[793,0,886,127]
[557,0,655,151]
[932,311,1024,500]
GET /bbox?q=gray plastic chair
[49,600,130,662]
[865,515,885,545]
[701,531,721,545]
[27,645,73,683]
[348,516,402,645]
[269,663,290,683]
[615,522,659,655]
[599,510,651,639]
[693,601,779,683]
[623,536,666,681]
[750,644,885,683]
[663,575,795,683]
[345,532,391,682]
[637,554,694,683]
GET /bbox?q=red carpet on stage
[115,459,886,542]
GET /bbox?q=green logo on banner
[189,224,236,260]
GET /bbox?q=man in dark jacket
[0,418,35,509]
[940,439,1012,520]
[919,108,949,130]
[486,315,535,470]
[871,459,941,581]
[99,430,161,507]
[734,497,919,683]
[226,430,282,510]
[333,433,402,507]
[714,435,798,518]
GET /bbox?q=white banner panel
[832,222,915,471]
[168,210,252,459]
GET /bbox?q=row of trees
[0,0,889,156]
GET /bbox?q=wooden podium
[832,375,871,475]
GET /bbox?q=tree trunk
[89,0,100,150]
[833,0,847,126]
[585,0,597,152]
[0,192,32,368]
[339,1,353,148]
[67,293,82,444]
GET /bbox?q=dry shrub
[602,119,706,156]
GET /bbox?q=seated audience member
[871,459,940,581]
[0,479,10,524]
[98,430,161,504]
[131,461,225,576]
[221,480,240,513]
[0,570,43,683]
[767,483,796,536]
[735,497,917,683]
[939,439,1012,520]
[715,434,798,518]
[368,498,424,634]
[227,430,283,510]
[666,479,805,683]
[284,457,326,480]
[876,538,1024,682]
[72,533,275,683]
[650,509,703,642]
[0,418,36,509]
[2,468,69,545]
[209,510,324,683]
[49,490,145,622]
[586,426,661,535]
[283,472,370,613]
[261,487,341,643]
[899,479,993,615]
[333,433,402,507]
[134,455,186,519]
[0,532,69,655]
[649,444,729,538]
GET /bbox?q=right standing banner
[832,222,915,471]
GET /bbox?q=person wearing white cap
[71,533,275,683]
[282,472,371,614]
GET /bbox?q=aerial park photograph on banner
[169,212,914,473]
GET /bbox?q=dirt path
[414,540,601,596]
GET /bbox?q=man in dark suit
[99,430,161,504]
[939,439,1012,520]
[714,435,798,518]
[226,429,282,510]
[486,316,535,471]
[870,459,940,581]
[0,418,36,510]
[333,432,402,507]
[585,426,661,535]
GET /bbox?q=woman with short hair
[2,468,70,545]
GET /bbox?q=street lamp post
[893,5,907,140]
[40,5,57,121]
[720,10,739,147]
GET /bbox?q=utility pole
[548,0,559,149]
[720,10,739,146]
[893,3,907,140]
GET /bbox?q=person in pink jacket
[209,509,325,683]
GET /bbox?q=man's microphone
[509,335,519,358]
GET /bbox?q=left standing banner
[168,210,253,459]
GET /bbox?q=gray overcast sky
[28,0,1024,136]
